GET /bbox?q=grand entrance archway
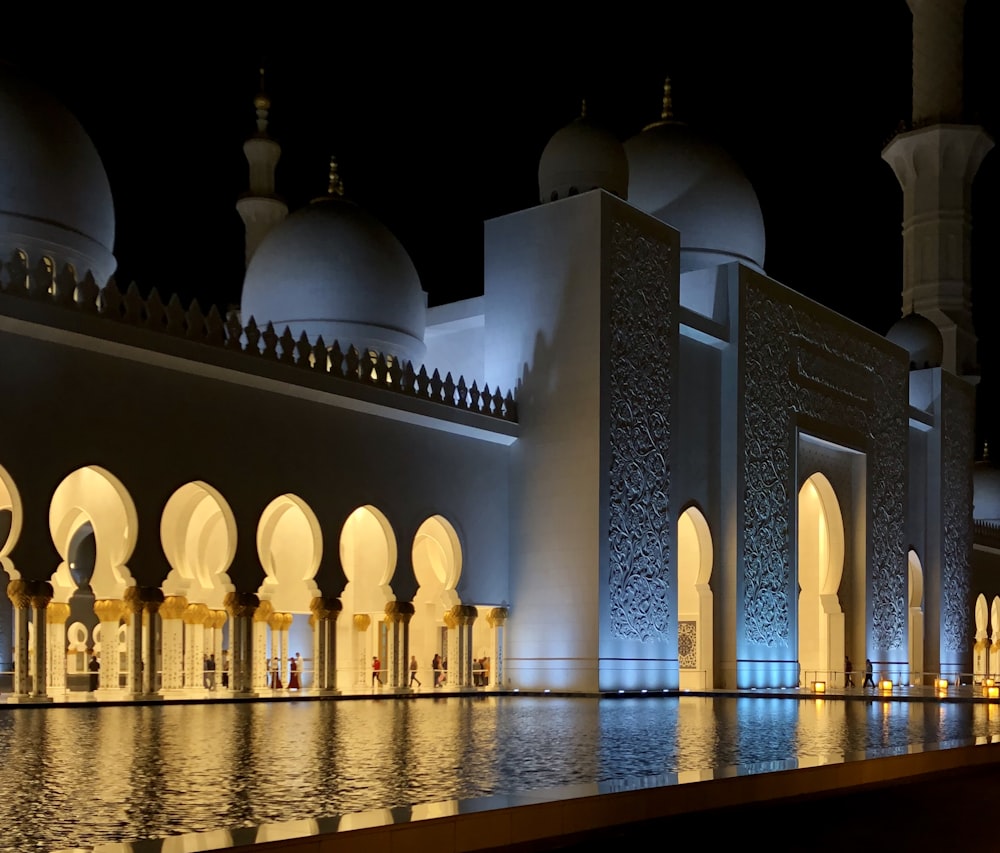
[797,472,846,687]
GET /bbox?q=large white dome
[625,119,765,273]
[538,114,628,203]
[240,196,427,365]
[0,65,116,284]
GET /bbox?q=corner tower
[882,0,994,376]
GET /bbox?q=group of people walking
[844,655,877,689]
[267,653,302,690]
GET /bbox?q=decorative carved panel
[678,621,697,668]
[742,276,908,650]
[941,376,974,653]
[608,218,673,642]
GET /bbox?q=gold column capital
[7,579,30,610]
[254,599,274,623]
[183,602,210,625]
[353,613,371,632]
[47,602,71,624]
[385,600,415,624]
[448,604,478,626]
[487,607,509,627]
[94,598,126,622]
[124,585,143,614]
[160,595,188,620]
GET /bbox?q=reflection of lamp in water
[878,679,893,691]
[812,681,826,694]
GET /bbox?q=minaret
[236,69,288,269]
[882,0,994,376]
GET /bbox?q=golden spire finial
[660,77,673,121]
[327,156,344,197]
[254,67,270,112]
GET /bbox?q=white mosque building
[0,0,993,701]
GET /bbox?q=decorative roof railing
[0,253,517,422]
[974,519,1000,548]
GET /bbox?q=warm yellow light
[987,686,999,699]
[985,678,996,688]
[935,678,949,691]
[812,680,826,694]
[879,679,893,691]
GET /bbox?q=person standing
[432,653,442,687]
[270,655,282,689]
[288,654,300,690]
[845,655,854,688]
[372,656,382,687]
[88,650,100,692]
[409,655,421,687]
[863,657,876,688]
[205,653,216,690]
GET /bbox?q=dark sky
[6,4,1000,436]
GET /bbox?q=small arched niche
[412,515,463,684]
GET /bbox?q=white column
[7,581,30,697]
[160,596,187,691]
[94,599,125,691]
[47,602,70,693]
[487,607,508,688]
[254,601,273,690]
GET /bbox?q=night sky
[6,4,1000,437]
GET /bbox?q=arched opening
[338,505,397,687]
[678,505,713,689]
[412,515,462,688]
[0,465,22,689]
[257,494,322,688]
[974,592,989,683]
[49,466,138,692]
[797,472,846,688]
[161,482,238,693]
[907,550,924,686]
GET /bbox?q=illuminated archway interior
[49,465,137,602]
[677,505,713,689]
[907,550,924,685]
[161,481,237,608]
[412,515,463,686]
[339,505,396,685]
[256,493,322,613]
[797,473,846,686]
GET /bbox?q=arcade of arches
[0,463,508,702]
[0,459,974,698]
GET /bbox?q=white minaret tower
[236,69,288,269]
[882,0,994,376]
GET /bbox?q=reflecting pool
[3,695,1000,851]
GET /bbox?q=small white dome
[538,113,628,203]
[240,196,427,366]
[625,119,765,273]
[886,313,943,369]
[0,65,116,283]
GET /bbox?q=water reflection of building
[0,0,993,698]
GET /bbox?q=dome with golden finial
[538,99,629,203]
[625,78,765,273]
[240,156,427,365]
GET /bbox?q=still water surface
[2,695,998,850]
